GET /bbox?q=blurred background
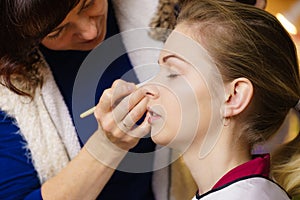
[266,0,300,59]
[253,0,300,153]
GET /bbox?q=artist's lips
[147,107,162,124]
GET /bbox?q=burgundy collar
[212,154,270,189]
[196,154,271,199]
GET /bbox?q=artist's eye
[47,28,64,40]
[47,32,61,39]
[83,0,95,10]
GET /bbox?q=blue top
[0,1,156,199]
[0,112,42,200]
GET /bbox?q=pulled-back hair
[177,0,300,146]
[0,0,79,97]
[177,0,300,196]
[271,133,300,196]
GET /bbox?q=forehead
[162,26,216,78]
[163,26,225,96]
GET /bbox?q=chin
[151,130,193,153]
[71,29,106,51]
[151,130,174,147]
[74,37,104,51]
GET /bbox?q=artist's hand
[94,79,150,151]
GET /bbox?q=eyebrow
[161,54,187,64]
[157,55,173,65]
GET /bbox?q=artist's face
[42,0,108,51]
[145,24,223,152]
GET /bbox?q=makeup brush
[79,79,152,118]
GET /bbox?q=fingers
[118,97,149,132]
[111,99,150,150]
[129,115,151,139]
[94,79,151,150]
[113,87,148,123]
[105,115,151,150]
[98,80,136,113]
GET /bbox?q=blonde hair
[148,0,262,41]
[271,133,300,196]
[178,0,300,146]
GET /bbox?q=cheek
[166,76,213,151]
[193,77,225,158]
[96,0,108,15]
[151,85,201,151]
[196,85,212,133]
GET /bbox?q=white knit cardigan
[0,61,81,184]
[0,0,166,193]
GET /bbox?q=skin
[144,24,254,194]
[42,0,108,51]
[145,54,210,152]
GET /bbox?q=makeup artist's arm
[41,80,150,200]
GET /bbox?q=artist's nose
[76,18,98,41]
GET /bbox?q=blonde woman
[140,0,298,199]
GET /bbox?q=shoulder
[0,110,41,199]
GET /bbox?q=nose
[76,18,98,41]
[143,84,160,99]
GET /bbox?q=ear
[223,78,253,118]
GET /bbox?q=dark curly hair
[0,0,80,97]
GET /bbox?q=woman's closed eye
[159,54,189,80]
[167,73,180,79]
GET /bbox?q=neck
[182,126,251,195]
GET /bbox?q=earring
[223,117,231,126]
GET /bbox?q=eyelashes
[47,32,61,40]
[165,65,181,79]
[46,26,66,40]
[167,73,180,78]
